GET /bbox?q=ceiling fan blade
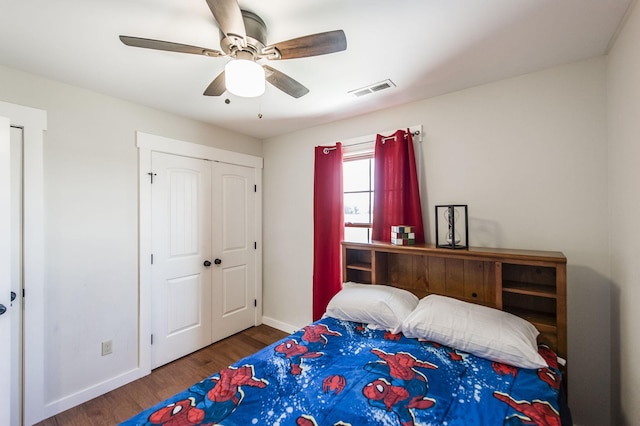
[203,71,226,96]
[263,65,309,98]
[205,0,246,46]
[119,35,224,57]
[264,30,347,60]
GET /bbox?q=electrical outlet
[101,340,113,356]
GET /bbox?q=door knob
[204,260,212,267]
[11,291,16,302]
[214,258,222,265]
[0,304,6,316]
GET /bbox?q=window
[343,152,374,243]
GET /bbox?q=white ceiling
[0,0,632,139]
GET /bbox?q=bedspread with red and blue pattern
[121,317,564,425]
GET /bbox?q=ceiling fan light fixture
[225,59,265,97]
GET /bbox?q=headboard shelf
[342,240,565,263]
[342,240,567,363]
[502,281,558,298]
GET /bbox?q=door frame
[137,131,263,374]
[0,101,47,425]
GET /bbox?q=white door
[211,162,257,341]
[1,119,22,425]
[9,126,23,426]
[0,116,12,426]
[151,152,213,368]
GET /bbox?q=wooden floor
[36,325,288,426]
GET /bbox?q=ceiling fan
[119,0,347,98]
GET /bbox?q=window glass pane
[344,227,370,243]
[370,160,375,191]
[370,192,374,216]
[343,159,371,192]
[344,193,372,224]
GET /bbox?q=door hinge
[151,334,154,345]
[254,242,257,250]
[254,299,257,307]
[151,254,154,264]
[148,172,157,184]
[254,184,257,192]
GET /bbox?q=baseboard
[261,316,300,334]
[40,366,149,423]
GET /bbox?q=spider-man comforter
[121,317,564,426]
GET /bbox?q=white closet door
[9,125,23,426]
[211,162,257,341]
[151,152,212,368]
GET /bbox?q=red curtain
[371,129,425,243]
[313,143,344,321]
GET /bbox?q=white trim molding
[137,132,263,169]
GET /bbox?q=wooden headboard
[342,241,567,362]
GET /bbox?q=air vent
[349,79,396,97]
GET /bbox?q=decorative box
[391,225,415,245]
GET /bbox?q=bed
[121,283,571,426]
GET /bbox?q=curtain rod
[322,129,421,154]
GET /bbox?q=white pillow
[401,294,547,369]
[325,282,419,334]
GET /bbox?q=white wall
[0,65,261,421]
[607,2,640,425]
[263,57,610,425]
